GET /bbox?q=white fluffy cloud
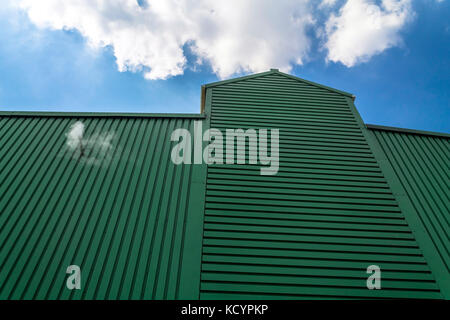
[320,0,339,8]
[16,0,415,79]
[324,0,413,67]
[17,0,314,80]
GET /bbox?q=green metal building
[0,69,448,299]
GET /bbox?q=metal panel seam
[178,90,210,299]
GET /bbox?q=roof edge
[203,69,354,98]
[0,111,206,119]
[204,70,275,88]
[276,70,354,98]
[366,124,450,139]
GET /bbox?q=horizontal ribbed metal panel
[200,72,442,299]
[370,128,450,292]
[0,115,198,299]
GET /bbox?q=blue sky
[0,0,449,133]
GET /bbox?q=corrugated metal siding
[370,129,450,278]
[0,115,198,299]
[200,72,443,299]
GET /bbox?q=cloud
[324,0,413,67]
[16,0,416,78]
[18,0,314,80]
[319,0,339,8]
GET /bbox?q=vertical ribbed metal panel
[200,72,442,299]
[370,129,449,283]
[0,115,197,299]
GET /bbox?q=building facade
[0,69,448,299]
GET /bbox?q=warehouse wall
[369,128,450,297]
[0,114,203,299]
[0,71,447,300]
[200,71,443,299]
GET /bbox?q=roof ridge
[204,69,354,98]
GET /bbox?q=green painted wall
[200,71,443,299]
[367,127,450,298]
[0,114,205,299]
[0,71,448,300]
